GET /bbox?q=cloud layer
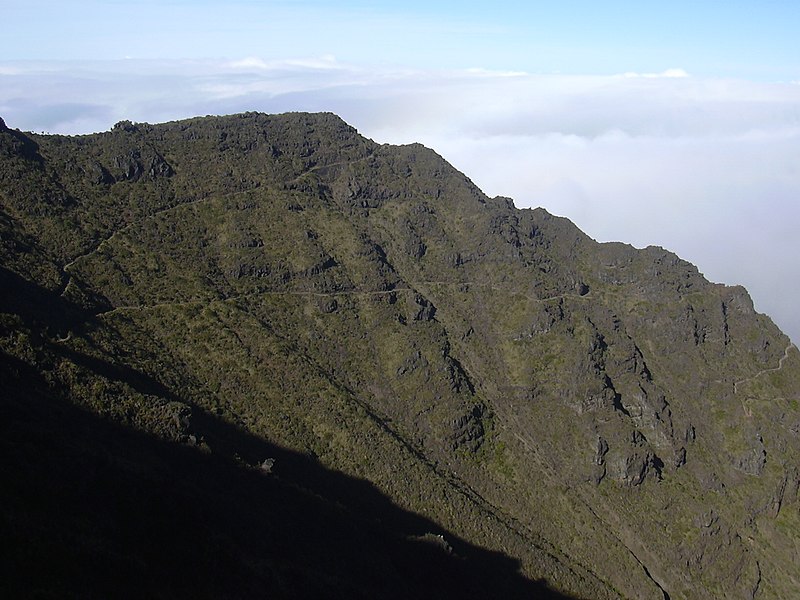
[2,58,799,341]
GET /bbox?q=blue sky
[4,1,799,80]
[2,1,800,342]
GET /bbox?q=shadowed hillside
[0,317,571,599]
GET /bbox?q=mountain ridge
[2,111,799,599]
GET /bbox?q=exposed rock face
[451,403,487,452]
[113,149,173,181]
[2,112,800,600]
[734,432,767,476]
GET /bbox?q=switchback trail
[56,152,375,299]
[734,342,797,395]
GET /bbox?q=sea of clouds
[2,57,798,342]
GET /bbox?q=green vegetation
[2,112,799,599]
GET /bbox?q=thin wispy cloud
[621,68,690,79]
[1,57,799,342]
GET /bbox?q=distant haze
[2,0,798,342]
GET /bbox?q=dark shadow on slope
[0,266,89,335]
[0,265,589,598]
[0,122,44,164]
[0,348,583,599]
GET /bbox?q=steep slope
[1,113,799,599]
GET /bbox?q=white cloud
[227,55,344,72]
[227,57,271,70]
[463,67,529,78]
[622,68,690,78]
[1,58,799,341]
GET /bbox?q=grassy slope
[2,112,799,599]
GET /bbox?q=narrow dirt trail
[94,281,593,319]
[56,150,374,299]
[57,191,228,298]
[734,342,797,395]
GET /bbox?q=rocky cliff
[2,112,799,599]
